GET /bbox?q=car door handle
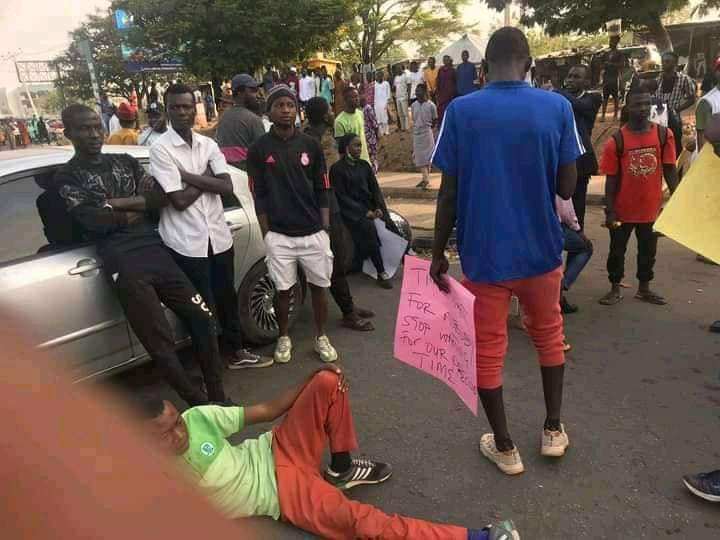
[227,221,244,232]
[68,258,102,276]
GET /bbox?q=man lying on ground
[140,366,520,539]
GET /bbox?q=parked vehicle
[0,146,413,383]
[0,146,300,382]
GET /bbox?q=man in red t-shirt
[598,84,678,306]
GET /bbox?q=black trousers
[572,174,591,230]
[329,212,354,316]
[170,244,243,352]
[607,223,657,284]
[114,245,225,405]
[346,217,385,275]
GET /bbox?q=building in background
[636,20,720,77]
[0,89,12,117]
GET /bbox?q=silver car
[0,146,301,382]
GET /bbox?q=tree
[486,0,720,53]
[114,0,352,90]
[336,0,470,66]
[52,11,146,101]
[526,29,627,58]
[42,90,65,115]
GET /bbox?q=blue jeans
[563,225,593,289]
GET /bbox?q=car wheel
[388,209,412,246]
[237,261,300,345]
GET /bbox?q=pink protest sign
[393,255,477,415]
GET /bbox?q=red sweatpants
[464,266,566,390]
[272,371,467,540]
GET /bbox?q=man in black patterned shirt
[55,104,228,407]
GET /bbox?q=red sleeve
[599,137,620,176]
[663,128,677,165]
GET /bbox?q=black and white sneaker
[325,458,392,490]
[227,349,274,369]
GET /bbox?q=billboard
[15,61,56,84]
[115,9,183,73]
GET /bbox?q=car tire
[237,260,300,345]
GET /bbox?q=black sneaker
[227,349,274,370]
[325,458,392,490]
[377,272,393,289]
[560,295,578,314]
[683,470,720,502]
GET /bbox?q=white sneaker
[479,433,524,475]
[314,335,338,363]
[274,336,292,364]
[541,424,569,457]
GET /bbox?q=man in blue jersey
[430,27,583,476]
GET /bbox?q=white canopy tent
[437,34,485,64]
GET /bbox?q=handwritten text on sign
[393,256,477,415]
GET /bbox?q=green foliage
[114,0,353,81]
[42,90,65,114]
[486,0,720,51]
[51,11,144,101]
[336,0,470,65]
[527,29,632,57]
[487,0,680,33]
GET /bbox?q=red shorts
[464,266,566,389]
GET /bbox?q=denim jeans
[563,225,593,289]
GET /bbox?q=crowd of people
[251,52,481,188]
[16,20,720,538]
[0,114,52,149]
[52,66,519,536]
[428,27,720,503]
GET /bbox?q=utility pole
[504,1,512,26]
[78,40,102,116]
[55,64,66,108]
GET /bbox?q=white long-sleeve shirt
[299,76,316,102]
[374,81,391,107]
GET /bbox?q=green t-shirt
[334,110,371,163]
[178,406,280,520]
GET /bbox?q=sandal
[634,291,667,305]
[342,316,375,331]
[599,291,623,306]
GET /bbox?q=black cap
[231,73,260,91]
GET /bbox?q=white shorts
[265,231,333,291]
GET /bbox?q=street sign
[114,9,183,74]
[15,61,56,84]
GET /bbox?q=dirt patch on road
[378,128,415,172]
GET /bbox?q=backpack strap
[612,129,624,160]
[611,128,625,188]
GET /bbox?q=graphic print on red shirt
[599,124,676,223]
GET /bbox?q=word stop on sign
[393,255,477,415]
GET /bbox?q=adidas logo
[265,155,276,164]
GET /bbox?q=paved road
[107,207,720,538]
